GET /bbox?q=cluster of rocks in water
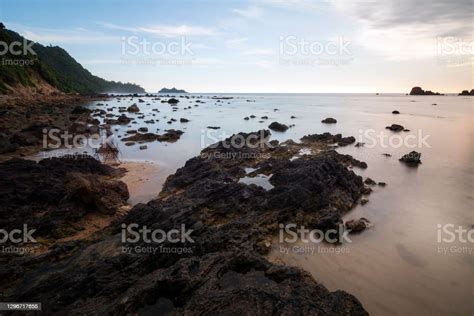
[0,95,107,156]
[0,130,374,315]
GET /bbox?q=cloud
[243,48,275,56]
[331,0,473,60]
[99,22,219,37]
[17,28,117,45]
[254,60,274,69]
[233,6,263,18]
[225,37,248,48]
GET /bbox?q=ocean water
[37,93,473,315]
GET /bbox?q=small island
[458,89,474,96]
[409,87,443,95]
[159,87,187,93]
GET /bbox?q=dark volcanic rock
[180,118,190,123]
[300,132,356,147]
[122,132,158,142]
[127,103,140,112]
[409,87,443,95]
[117,114,132,124]
[168,98,180,104]
[345,218,370,233]
[458,89,474,96]
[399,151,422,165]
[392,110,400,114]
[0,155,128,239]
[321,117,337,124]
[3,131,369,315]
[156,129,184,142]
[268,121,288,132]
[385,124,404,132]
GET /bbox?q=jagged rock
[180,118,190,123]
[399,151,422,165]
[127,103,140,112]
[409,87,443,95]
[345,218,370,233]
[2,131,370,315]
[156,129,184,142]
[364,178,376,185]
[117,114,132,124]
[0,155,128,239]
[268,121,288,132]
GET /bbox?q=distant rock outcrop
[159,87,187,93]
[458,89,474,96]
[409,87,443,95]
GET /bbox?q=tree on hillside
[0,23,5,30]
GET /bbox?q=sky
[1,0,472,93]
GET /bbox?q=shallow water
[36,93,473,315]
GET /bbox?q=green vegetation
[0,27,144,94]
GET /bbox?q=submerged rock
[345,218,370,233]
[127,103,140,112]
[268,121,288,132]
[399,151,422,165]
[321,117,337,124]
[156,129,184,142]
[385,124,404,132]
[168,98,180,104]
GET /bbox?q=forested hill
[0,25,144,94]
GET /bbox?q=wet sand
[115,160,165,205]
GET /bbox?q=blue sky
[1,0,472,93]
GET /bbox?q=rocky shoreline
[0,94,108,159]
[0,129,373,315]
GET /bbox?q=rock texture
[0,155,128,240]
[2,131,370,315]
